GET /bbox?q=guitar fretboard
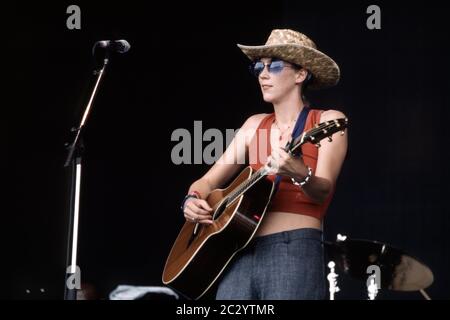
[225,168,266,206]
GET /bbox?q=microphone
[92,39,131,55]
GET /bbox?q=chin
[263,95,282,104]
[262,93,276,103]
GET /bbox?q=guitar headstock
[289,118,348,154]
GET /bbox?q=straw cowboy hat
[237,29,340,89]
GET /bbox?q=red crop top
[248,109,334,220]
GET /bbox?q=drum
[323,235,434,299]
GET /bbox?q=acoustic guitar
[162,118,348,299]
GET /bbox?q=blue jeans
[215,228,326,300]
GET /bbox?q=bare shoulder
[241,113,269,130]
[319,109,347,122]
[239,113,269,147]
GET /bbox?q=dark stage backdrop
[7,1,450,299]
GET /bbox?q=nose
[259,64,270,79]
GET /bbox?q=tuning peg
[340,131,345,136]
[334,119,341,128]
[328,136,333,142]
[315,143,321,148]
[322,129,328,134]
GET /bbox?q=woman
[181,29,347,299]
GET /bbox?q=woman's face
[255,57,307,104]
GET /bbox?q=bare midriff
[255,211,321,236]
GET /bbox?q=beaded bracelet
[291,166,313,187]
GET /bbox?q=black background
[7,0,450,300]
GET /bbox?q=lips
[261,84,273,90]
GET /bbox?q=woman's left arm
[268,110,348,204]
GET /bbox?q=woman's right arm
[183,114,266,224]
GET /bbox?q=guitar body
[162,166,275,300]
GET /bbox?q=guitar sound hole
[212,199,228,220]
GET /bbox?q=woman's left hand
[264,147,308,179]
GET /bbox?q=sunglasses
[249,59,297,77]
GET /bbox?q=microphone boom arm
[64,57,109,167]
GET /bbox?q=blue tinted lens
[252,61,265,76]
[268,60,284,73]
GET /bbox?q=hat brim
[237,43,340,89]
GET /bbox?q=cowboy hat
[237,29,340,89]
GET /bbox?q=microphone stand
[63,55,109,300]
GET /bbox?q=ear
[295,68,308,85]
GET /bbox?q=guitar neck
[225,167,266,206]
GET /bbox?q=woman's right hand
[183,198,214,224]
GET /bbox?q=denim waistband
[250,228,322,247]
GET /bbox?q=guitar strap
[273,106,311,193]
